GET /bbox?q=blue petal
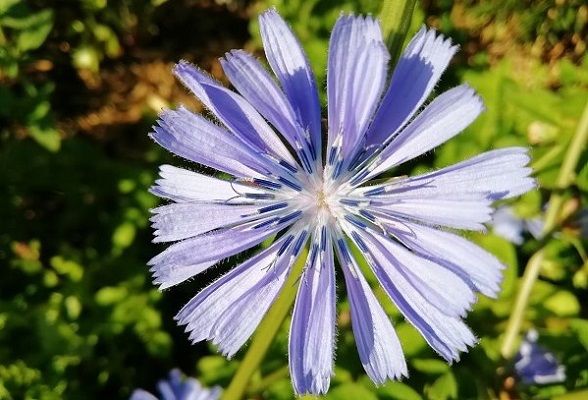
[365,27,458,149]
[152,107,271,179]
[173,61,297,166]
[289,227,335,395]
[326,15,389,168]
[399,147,535,201]
[336,235,407,384]
[390,220,504,297]
[259,8,322,159]
[150,165,269,203]
[148,216,296,289]
[366,194,493,231]
[359,84,485,182]
[352,147,535,230]
[175,231,303,357]
[150,203,271,243]
[129,390,158,400]
[345,225,477,361]
[221,50,313,168]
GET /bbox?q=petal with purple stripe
[347,227,477,361]
[176,231,301,357]
[327,15,388,162]
[221,50,309,158]
[366,27,458,148]
[259,9,322,156]
[289,227,336,395]
[150,165,268,203]
[174,61,297,166]
[152,107,270,179]
[336,234,407,383]
[148,216,297,289]
[361,84,484,181]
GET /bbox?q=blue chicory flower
[491,206,543,245]
[514,330,566,385]
[148,8,535,395]
[130,369,221,400]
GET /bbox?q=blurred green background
[1,0,587,399]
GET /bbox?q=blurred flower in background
[130,369,221,400]
[491,206,543,245]
[514,330,566,385]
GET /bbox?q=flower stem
[500,99,588,358]
[379,0,417,67]
[222,251,307,400]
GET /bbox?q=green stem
[222,251,307,400]
[379,0,417,67]
[500,99,588,358]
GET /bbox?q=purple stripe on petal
[150,203,273,243]
[366,27,458,149]
[221,50,310,160]
[259,9,322,158]
[336,234,407,383]
[152,107,269,179]
[150,165,268,204]
[176,230,302,357]
[346,225,477,361]
[289,226,335,395]
[173,61,297,166]
[326,15,388,164]
[362,84,484,181]
[148,216,296,289]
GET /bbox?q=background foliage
[1,0,587,399]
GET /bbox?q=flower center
[315,189,329,211]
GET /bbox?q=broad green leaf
[27,123,61,152]
[544,290,580,317]
[374,381,422,400]
[112,222,136,250]
[411,358,450,375]
[570,319,588,351]
[475,233,518,299]
[425,371,458,400]
[15,9,53,51]
[327,382,378,400]
[95,286,128,306]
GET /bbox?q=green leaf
[50,256,83,282]
[112,222,136,250]
[411,358,450,375]
[27,123,61,152]
[570,319,588,351]
[425,371,458,400]
[375,381,422,400]
[327,382,378,400]
[544,290,580,317]
[577,161,588,191]
[0,0,21,15]
[15,9,53,52]
[474,233,518,298]
[95,286,128,306]
[396,322,427,356]
[554,389,588,400]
